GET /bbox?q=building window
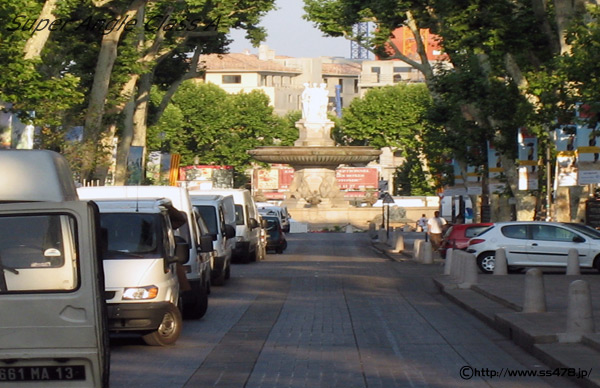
[371,67,381,73]
[354,79,358,93]
[222,75,242,84]
[260,75,267,86]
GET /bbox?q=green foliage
[148,80,297,182]
[340,83,448,194]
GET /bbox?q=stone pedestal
[294,120,335,147]
[285,167,348,208]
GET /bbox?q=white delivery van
[78,186,212,319]
[90,198,200,346]
[192,189,261,263]
[0,150,109,387]
[189,195,236,285]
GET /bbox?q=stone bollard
[413,239,423,262]
[455,250,477,288]
[345,224,354,233]
[566,249,581,275]
[493,248,508,275]
[368,222,377,239]
[522,268,546,313]
[378,227,387,243]
[387,227,398,248]
[444,248,453,275]
[558,280,595,343]
[393,233,405,253]
[422,241,433,264]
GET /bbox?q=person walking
[416,214,428,232]
[426,211,447,251]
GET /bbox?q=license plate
[0,365,85,381]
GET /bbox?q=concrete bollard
[493,248,508,275]
[368,222,377,239]
[345,224,354,233]
[566,249,581,275]
[378,227,387,244]
[444,248,453,275]
[387,228,398,248]
[559,280,595,343]
[422,241,433,264]
[393,233,405,253]
[413,239,423,262]
[452,250,477,288]
[522,268,546,313]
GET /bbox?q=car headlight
[122,285,158,300]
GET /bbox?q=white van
[192,189,261,263]
[0,150,109,387]
[189,194,236,285]
[78,186,212,319]
[92,198,195,346]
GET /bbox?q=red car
[440,223,493,259]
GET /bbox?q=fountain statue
[248,83,381,208]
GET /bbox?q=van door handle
[531,243,538,246]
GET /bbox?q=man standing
[427,211,447,251]
[416,214,428,232]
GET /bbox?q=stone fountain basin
[248,146,381,167]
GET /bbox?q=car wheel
[183,281,208,319]
[477,251,495,274]
[594,255,600,273]
[142,304,183,346]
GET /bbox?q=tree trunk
[131,71,152,173]
[23,0,59,59]
[114,96,135,185]
[82,0,146,178]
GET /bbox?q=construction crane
[350,22,369,59]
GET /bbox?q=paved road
[108,233,578,388]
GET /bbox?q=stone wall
[287,206,438,230]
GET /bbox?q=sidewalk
[371,233,600,388]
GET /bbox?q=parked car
[189,194,236,285]
[466,221,600,273]
[193,189,262,263]
[78,186,213,319]
[262,215,287,254]
[256,202,290,233]
[92,198,193,346]
[440,223,493,259]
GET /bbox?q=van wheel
[477,252,495,274]
[142,304,182,346]
[593,255,600,272]
[183,281,208,319]
[212,270,226,286]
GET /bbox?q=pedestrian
[416,214,428,232]
[426,211,447,251]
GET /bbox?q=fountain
[248,83,381,208]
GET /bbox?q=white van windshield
[100,213,162,258]
[0,214,78,293]
[194,205,218,235]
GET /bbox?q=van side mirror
[249,217,259,229]
[199,234,214,253]
[573,235,585,243]
[174,241,190,264]
[261,219,268,229]
[224,224,236,239]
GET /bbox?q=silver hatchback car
[466,221,600,273]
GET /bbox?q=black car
[263,215,287,254]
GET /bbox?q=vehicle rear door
[0,201,109,388]
[526,224,591,266]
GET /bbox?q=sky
[227,0,351,58]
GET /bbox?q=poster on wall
[487,141,506,193]
[576,122,600,184]
[554,124,578,186]
[517,127,539,190]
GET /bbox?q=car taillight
[469,238,485,246]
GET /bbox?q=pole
[386,204,390,240]
[546,145,552,221]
